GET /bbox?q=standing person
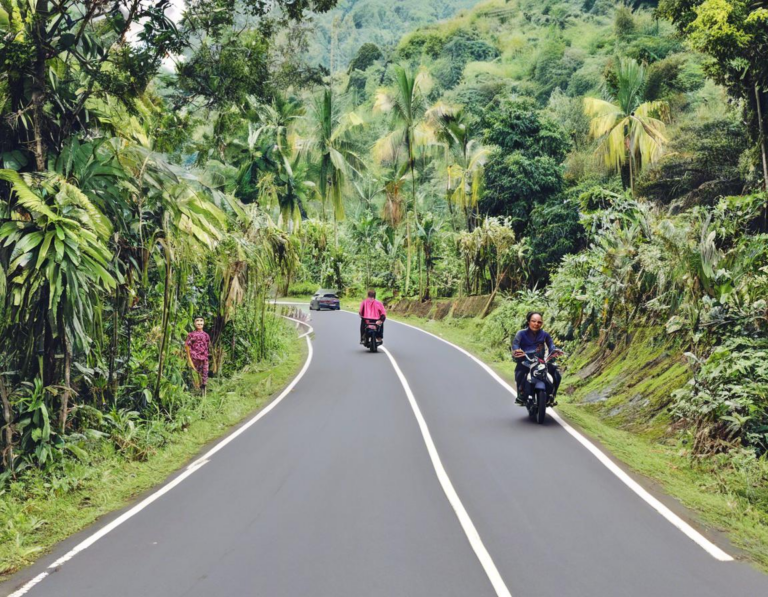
[359,290,386,344]
[511,311,561,404]
[185,316,211,393]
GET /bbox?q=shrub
[286,281,319,296]
[614,6,636,38]
[672,338,768,456]
[480,290,549,349]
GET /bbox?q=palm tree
[584,58,668,194]
[380,162,409,228]
[245,94,304,158]
[352,175,384,211]
[428,104,489,230]
[307,88,364,226]
[379,225,404,296]
[350,212,381,289]
[374,65,432,296]
[416,213,441,301]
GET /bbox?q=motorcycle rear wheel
[369,333,377,353]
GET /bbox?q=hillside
[305,0,481,69]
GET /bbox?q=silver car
[309,289,341,311]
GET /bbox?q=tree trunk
[405,216,412,296]
[31,0,49,171]
[153,242,173,402]
[481,278,502,319]
[108,285,120,400]
[418,249,423,301]
[756,84,768,192]
[755,84,768,230]
[405,145,417,297]
[59,333,72,434]
[0,375,15,470]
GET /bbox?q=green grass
[385,311,768,571]
[0,326,306,580]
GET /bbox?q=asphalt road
[4,308,768,597]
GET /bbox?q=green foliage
[307,0,478,69]
[531,40,585,101]
[175,33,271,109]
[481,289,547,348]
[482,152,565,228]
[614,6,637,38]
[638,112,750,206]
[527,197,586,279]
[673,337,768,455]
[659,0,768,189]
[348,43,384,74]
[0,0,331,480]
[481,97,571,161]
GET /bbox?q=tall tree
[659,0,768,192]
[307,88,364,226]
[374,65,432,296]
[428,104,489,230]
[584,58,669,194]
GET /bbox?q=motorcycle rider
[359,289,386,344]
[511,311,561,405]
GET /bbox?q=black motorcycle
[362,318,383,353]
[519,349,563,424]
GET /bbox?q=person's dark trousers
[514,364,528,399]
[549,365,561,397]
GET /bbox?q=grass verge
[385,312,768,571]
[0,323,306,581]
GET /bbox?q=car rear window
[323,294,338,298]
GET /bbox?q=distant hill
[306,0,482,70]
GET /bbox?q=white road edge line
[384,315,734,562]
[8,326,315,597]
[8,573,49,597]
[381,346,514,597]
[279,314,314,339]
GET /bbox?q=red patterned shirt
[185,330,211,360]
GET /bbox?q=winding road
[4,307,768,597]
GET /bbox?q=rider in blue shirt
[511,311,561,404]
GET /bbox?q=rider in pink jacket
[359,290,386,343]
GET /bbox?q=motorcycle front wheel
[536,389,547,424]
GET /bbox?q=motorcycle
[362,318,383,353]
[519,349,563,424]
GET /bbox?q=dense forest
[1,0,768,570]
[304,0,480,70]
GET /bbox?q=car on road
[309,289,341,311]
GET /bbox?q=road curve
[3,309,768,597]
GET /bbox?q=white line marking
[7,573,49,597]
[280,314,314,339]
[383,315,733,562]
[47,461,210,569]
[381,346,514,597]
[9,331,315,595]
